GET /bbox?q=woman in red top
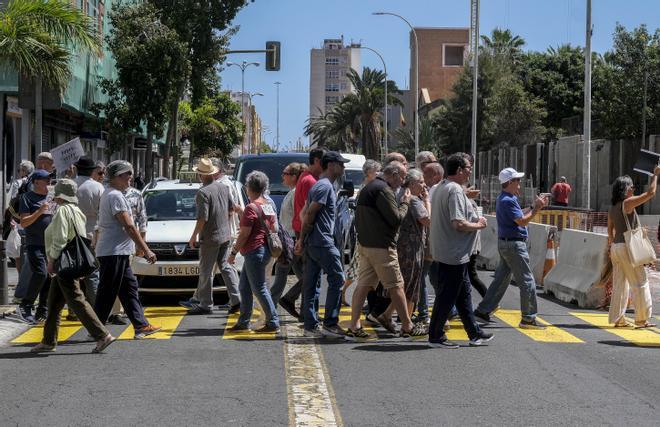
[229,171,280,333]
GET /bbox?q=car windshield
[235,156,307,195]
[144,189,198,221]
[345,169,365,188]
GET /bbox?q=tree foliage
[0,0,100,91]
[179,93,244,159]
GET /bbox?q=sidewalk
[0,266,27,346]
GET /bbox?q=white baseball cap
[498,167,525,184]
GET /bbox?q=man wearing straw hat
[182,158,237,315]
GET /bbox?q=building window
[443,45,465,67]
[326,83,339,92]
[325,96,339,105]
[326,70,339,79]
[340,82,348,91]
[325,57,339,65]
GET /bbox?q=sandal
[376,314,398,335]
[634,321,657,329]
[614,319,635,328]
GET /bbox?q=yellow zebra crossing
[570,312,660,347]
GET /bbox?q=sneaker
[254,324,281,334]
[186,304,213,315]
[365,312,379,325]
[108,314,129,325]
[178,299,198,309]
[278,298,299,319]
[228,304,241,315]
[414,316,430,326]
[344,327,375,342]
[134,324,162,339]
[429,339,459,349]
[34,307,47,324]
[229,323,250,332]
[15,305,33,324]
[519,319,546,330]
[30,342,56,353]
[321,324,346,338]
[303,326,323,338]
[474,310,494,325]
[92,334,117,353]
[401,323,428,340]
[469,331,494,346]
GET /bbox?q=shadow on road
[352,344,430,352]
[598,340,660,349]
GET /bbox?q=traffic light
[266,41,280,71]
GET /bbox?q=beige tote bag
[622,203,656,267]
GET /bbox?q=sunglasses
[282,171,293,176]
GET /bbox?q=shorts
[357,245,404,290]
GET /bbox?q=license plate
[158,266,199,276]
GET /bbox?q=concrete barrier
[543,229,609,308]
[476,215,557,284]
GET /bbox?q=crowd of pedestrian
[4,144,656,354]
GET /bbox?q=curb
[0,310,30,347]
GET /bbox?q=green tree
[180,93,244,160]
[90,79,139,155]
[390,118,437,161]
[105,2,190,180]
[481,27,526,66]
[0,0,100,91]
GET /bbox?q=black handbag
[56,209,99,280]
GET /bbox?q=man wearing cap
[74,156,105,306]
[16,169,54,323]
[183,158,236,315]
[94,160,161,339]
[551,176,571,207]
[294,151,349,338]
[473,167,548,330]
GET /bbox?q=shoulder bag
[622,203,656,267]
[255,203,283,259]
[56,205,99,280]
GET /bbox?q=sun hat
[194,158,219,175]
[32,169,51,180]
[74,156,96,171]
[54,179,78,204]
[107,160,134,179]
[498,167,525,184]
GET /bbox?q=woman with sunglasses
[270,162,307,313]
[93,160,161,339]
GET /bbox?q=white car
[131,178,243,295]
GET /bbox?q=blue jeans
[429,262,481,342]
[302,245,344,330]
[428,261,458,318]
[22,245,50,309]
[237,246,279,328]
[477,240,538,321]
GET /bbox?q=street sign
[133,138,148,150]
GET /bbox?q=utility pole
[582,0,592,210]
[274,81,281,151]
[470,0,480,182]
[226,61,260,155]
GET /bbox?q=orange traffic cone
[542,232,557,285]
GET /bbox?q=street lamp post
[373,11,419,158]
[274,81,281,151]
[359,46,389,157]
[227,61,260,154]
[239,91,263,154]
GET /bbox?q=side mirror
[338,180,354,198]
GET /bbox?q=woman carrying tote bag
[607,168,659,329]
[31,179,116,353]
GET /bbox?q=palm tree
[481,28,525,65]
[0,0,100,152]
[342,67,402,159]
[390,117,436,161]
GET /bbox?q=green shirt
[44,203,87,261]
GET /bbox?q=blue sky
[220,0,659,152]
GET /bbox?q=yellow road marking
[332,307,377,337]
[223,308,276,340]
[571,312,660,347]
[494,309,583,343]
[283,316,342,426]
[118,306,188,340]
[12,310,82,344]
[428,307,469,341]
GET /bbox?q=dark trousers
[429,262,481,342]
[23,245,50,309]
[281,236,304,304]
[43,275,108,346]
[94,256,148,328]
[467,254,487,297]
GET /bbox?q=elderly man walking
[347,161,427,340]
[294,151,350,338]
[474,167,548,329]
[428,153,492,348]
[183,158,236,315]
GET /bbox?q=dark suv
[233,153,356,262]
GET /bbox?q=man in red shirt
[279,147,327,318]
[551,176,571,207]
